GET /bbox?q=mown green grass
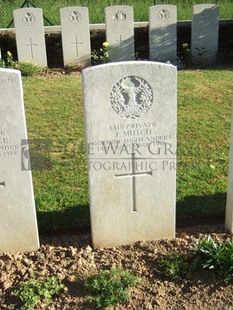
[23,75,89,232]
[0,0,232,28]
[177,69,233,223]
[22,69,233,233]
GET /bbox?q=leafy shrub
[85,268,140,309]
[64,62,82,72]
[12,276,65,309]
[156,254,189,280]
[179,42,192,66]
[91,41,110,66]
[0,50,15,68]
[13,61,42,76]
[192,235,233,283]
[0,51,42,75]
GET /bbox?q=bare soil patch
[0,224,233,309]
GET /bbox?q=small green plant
[13,61,42,76]
[0,51,42,76]
[0,49,5,67]
[0,50,15,68]
[91,41,110,65]
[12,275,65,309]
[180,42,192,66]
[85,268,140,309]
[5,50,15,67]
[192,236,233,283]
[0,57,5,67]
[64,62,82,72]
[156,254,189,281]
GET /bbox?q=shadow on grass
[37,192,227,236]
[37,204,91,236]
[176,192,226,227]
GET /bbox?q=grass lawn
[22,69,233,234]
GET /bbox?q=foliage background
[0,0,232,28]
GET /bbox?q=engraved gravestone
[82,61,177,248]
[0,68,39,253]
[226,104,233,234]
[149,5,177,63]
[13,8,47,67]
[60,7,91,68]
[105,6,135,62]
[191,4,219,64]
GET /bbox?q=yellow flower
[182,43,189,49]
[7,51,12,57]
[102,42,109,48]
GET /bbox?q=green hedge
[0,0,232,28]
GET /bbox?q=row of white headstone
[0,60,233,253]
[12,4,220,68]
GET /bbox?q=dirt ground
[0,224,233,309]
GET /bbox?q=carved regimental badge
[22,12,36,25]
[113,11,126,21]
[69,11,82,24]
[158,9,170,21]
[110,76,153,119]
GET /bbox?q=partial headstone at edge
[0,68,39,253]
[191,4,219,64]
[82,61,177,249]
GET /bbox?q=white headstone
[149,5,177,63]
[0,68,39,253]
[82,61,177,248]
[226,104,233,234]
[191,4,219,64]
[60,7,91,68]
[13,8,47,67]
[105,6,135,62]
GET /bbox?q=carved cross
[70,36,83,57]
[116,34,123,51]
[114,153,152,212]
[25,37,38,59]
